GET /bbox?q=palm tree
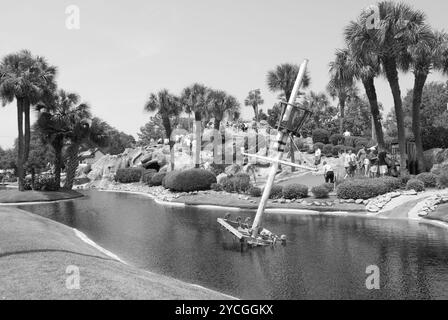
[328,51,359,134]
[180,83,209,168]
[244,89,264,154]
[348,1,431,173]
[144,89,181,170]
[401,30,448,172]
[36,90,88,188]
[267,63,310,170]
[208,90,240,162]
[0,50,57,190]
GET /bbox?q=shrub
[337,178,389,199]
[211,183,223,191]
[323,144,333,155]
[209,163,228,176]
[322,182,334,192]
[344,136,356,147]
[421,126,448,150]
[220,177,234,193]
[150,172,166,186]
[248,186,262,197]
[354,137,369,150]
[399,174,412,187]
[329,133,344,146]
[381,177,401,192]
[163,169,216,192]
[282,183,308,199]
[220,173,252,193]
[30,175,59,191]
[416,172,438,188]
[311,185,330,198]
[332,145,344,156]
[313,142,324,152]
[436,172,448,189]
[312,129,330,144]
[406,178,425,192]
[268,185,283,199]
[115,168,144,183]
[142,169,157,185]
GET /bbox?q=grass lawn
[425,203,448,224]
[0,207,232,299]
[0,189,83,204]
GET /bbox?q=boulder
[216,173,228,184]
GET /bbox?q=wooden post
[251,59,309,236]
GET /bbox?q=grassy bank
[0,189,83,204]
[0,207,233,299]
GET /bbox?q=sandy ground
[0,207,233,300]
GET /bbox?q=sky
[0,0,447,148]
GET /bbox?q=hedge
[142,169,157,185]
[437,172,448,189]
[337,178,395,199]
[323,144,333,156]
[114,168,144,183]
[406,179,425,192]
[220,173,252,193]
[150,172,166,186]
[311,185,330,198]
[162,169,216,192]
[312,129,330,144]
[329,134,344,146]
[282,183,308,199]
[25,175,59,191]
[248,186,262,197]
[269,185,284,199]
[416,172,438,188]
[313,142,324,152]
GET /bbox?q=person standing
[343,150,350,179]
[378,150,388,177]
[314,147,322,168]
[348,149,357,177]
[322,161,335,184]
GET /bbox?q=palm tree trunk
[161,115,174,170]
[194,112,201,168]
[53,138,63,189]
[339,99,346,134]
[290,137,295,172]
[23,99,31,162]
[64,143,80,190]
[383,57,407,174]
[412,72,428,173]
[16,98,25,191]
[362,77,385,149]
[169,142,175,171]
[254,105,259,154]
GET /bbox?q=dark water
[17,191,448,299]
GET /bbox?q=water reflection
[17,191,448,299]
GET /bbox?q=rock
[272,199,278,203]
[280,198,286,204]
[313,201,321,206]
[285,199,291,204]
[402,190,417,196]
[355,199,363,204]
[367,205,379,212]
[418,211,428,217]
[346,199,355,203]
[326,201,333,206]
[363,200,369,205]
[390,191,401,198]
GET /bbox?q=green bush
[312,129,330,144]
[381,177,401,192]
[163,169,216,192]
[337,178,390,199]
[322,182,334,192]
[220,173,252,193]
[399,174,412,187]
[209,163,228,176]
[115,168,144,183]
[268,185,283,199]
[248,186,262,197]
[406,178,425,192]
[282,183,308,199]
[150,172,166,186]
[329,134,344,146]
[211,183,223,191]
[323,144,333,155]
[311,185,330,198]
[354,137,369,150]
[416,172,438,188]
[436,172,448,189]
[29,175,59,191]
[313,142,324,152]
[142,169,157,185]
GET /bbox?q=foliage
[436,172,448,188]
[25,175,59,191]
[333,145,345,156]
[336,178,400,199]
[416,172,438,188]
[329,134,344,146]
[137,116,166,146]
[210,183,223,191]
[208,163,229,176]
[323,144,333,156]
[301,91,338,136]
[142,169,157,185]
[313,142,324,152]
[406,179,425,192]
[114,168,144,183]
[282,183,308,199]
[312,129,330,144]
[150,172,167,186]
[267,63,310,100]
[322,182,335,192]
[311,185,330,198]
[219,173,251,193]
[268,185,284,199]
[248,186,262,197]
[266,103,282,128]
[163,169,216,192]
[421,126,448,150]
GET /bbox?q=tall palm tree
[267,63,310,170]
[401,30,448,172]
[328,51,359,134]
[180,83,209,168]
[348,1,431,173]
[208,90,240,162]
[0,50,57,190]
[244,89,264,154]
[144,89,181,170]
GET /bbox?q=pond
[17,191,448,299]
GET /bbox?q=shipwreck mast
[251,59,309,237]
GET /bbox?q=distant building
[78,148,105,165]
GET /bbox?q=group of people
[313,145,400,185]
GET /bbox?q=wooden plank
[217,218,244,240]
